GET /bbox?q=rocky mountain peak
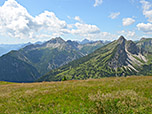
[67,40,79,49]
[108,42,127,68]
[109,36,142,69]
[117,36,126,44]
[48,37,65,44]
[42,37,67,49]
[140,37,146,41]
[80,39,90,44]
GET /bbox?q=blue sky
[0,0,152,44]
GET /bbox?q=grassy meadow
[0,76,152,114]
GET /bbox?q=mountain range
[0,43,31,56]
[1,36,152,82]
[0,37,104,82]
[39,36,152,81]
[78,39,110,45]
[0,41,46,57]
[136,38,152,53]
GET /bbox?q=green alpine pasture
[0,76,152,114]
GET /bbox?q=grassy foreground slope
[0,76,152,114]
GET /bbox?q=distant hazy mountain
[78,39,110,45]
[78,41,104,55]
[79,39,90,44]
[39,36,152,81]
[0,43,32,56]
[0,37,105,82]
[136,38,152,53]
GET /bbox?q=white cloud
[140,0,152,22]
[71,23,100,35]
[0,0,118,41]
[70,22,117,40]
[36,34,52,39]
[122,18,135,26]
[74,16,83,23]
[137,23,152,34]
[95,32,118,41]
[136,0,152,35]
[0,0,34,38]
[118,30,137,39]
[0,0,68,39]
[74,16,81,21]
[35,11,67,31]
[109,12,120,19]
[93,0,103,7]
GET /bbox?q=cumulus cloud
[122,18,135,26]
[0,0,117,41]
[137,23,152,34]
[74,31,117,41]
[70,22,117,40]
[71,23,100,35]
[109,12,120,19]
[0,0,34,38]
[74,16,81,21]
[35,11,67,32]
[136,0,152,34]
[0,0,68,39]
[118,30,137,39]
[140,0,152,22]
[93,0,103,7]
[94,32,118,41]
[74,16,83,23]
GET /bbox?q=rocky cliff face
[108,36,128,68]
[126,40,139,55]
[108,36,144,70]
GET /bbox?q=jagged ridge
[0,37,104,82]
[39,36,152,81]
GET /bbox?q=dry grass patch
[0,76,152,113]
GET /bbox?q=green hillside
[0,76,152,113]
[0,37,104,82]
[0,54,40,82]
[39,36,152,81]
[136,38,152,52]
[79,41,104,55]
